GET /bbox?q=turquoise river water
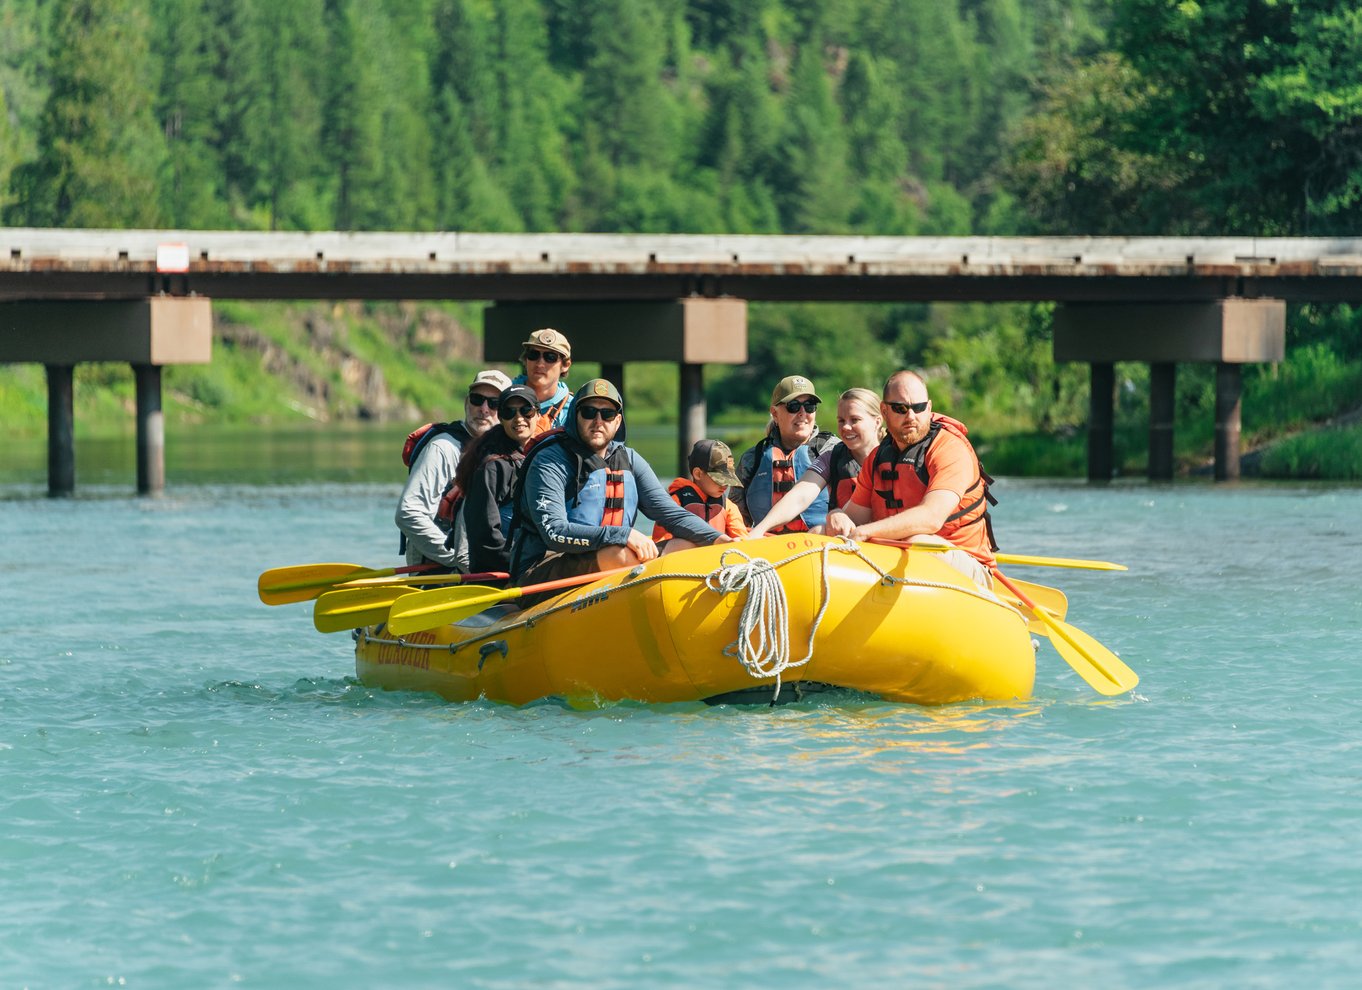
[3,462,1361,987]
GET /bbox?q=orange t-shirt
[848,425,994,566]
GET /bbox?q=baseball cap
[771,374,821,406]
[499,384,538,408]
[688,439,742,488]
[520,327,572,360]
[470,369,513,393]
[573,378,623,410]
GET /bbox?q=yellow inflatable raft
[353,534,1036,706]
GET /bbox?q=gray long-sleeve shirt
[395,431,466,568]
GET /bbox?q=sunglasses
[577,405,620,421]
[886,400,930,415]
[467,393,500,409]
[502,405,535,420]
[782,400,820,414]
[524,348,563,364]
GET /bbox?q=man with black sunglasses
[395,368,512,571]
[511,327,574,433]
[508,378,732,594]
[732,374,838,533]
[825,371,997,588]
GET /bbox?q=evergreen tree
[7,0,166,227]
[491,0,573,230]
[778,41,852,232]
[324,0,386,230]
[152,0,231,228]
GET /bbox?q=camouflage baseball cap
[688,439,742,487]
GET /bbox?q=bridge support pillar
[1149,362,1176,481]
[134,363,165,495]
[1055,299,1284,482]
[1088,363,1114,481]
[46,364,75,497]
[679,363,706,471]
[1215,363,1242,482]
[1,297,212,495]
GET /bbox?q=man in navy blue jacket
[509,379,731,587]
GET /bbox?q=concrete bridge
[6,228,1361,492]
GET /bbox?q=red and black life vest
[870,417,998,552]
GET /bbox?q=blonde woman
[747,388,885,538]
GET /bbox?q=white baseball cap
[470,369,513,393]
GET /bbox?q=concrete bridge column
[1055,299,1284,483]
[1088,363,1114,481]
[1215,363,1242,482]
[1149,362,1176,481]
[2,298,211,495]
[134,363,165,495]
[679,364,706,471]
[46,364,75,497]
[600,363,624,398]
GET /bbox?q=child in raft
[652,439,749,552]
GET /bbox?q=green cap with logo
[771,374,821,406]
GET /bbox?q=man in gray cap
[395,367,512,571]
[732,374,838,533]
[509,378,732,591]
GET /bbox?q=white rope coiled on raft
[703,546,833,701]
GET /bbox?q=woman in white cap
[747,388,884,538]
[395,367,512,571]
[511,327,573,432]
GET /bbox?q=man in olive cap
[732,374,838,533]
[509,379,732,590]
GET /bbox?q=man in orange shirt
[825,370,996,587]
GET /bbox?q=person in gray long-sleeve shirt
[509,378,732,590]
[395,368,511,569]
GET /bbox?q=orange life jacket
[652,479,741,541]
[869,415,998,556]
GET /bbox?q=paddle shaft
[386,564,636,635]
[267,562,438,595]
[990,567,1137,695]
[868,538,1126,572]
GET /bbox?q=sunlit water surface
[2,470,1360,988]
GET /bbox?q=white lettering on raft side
[372,630,438,670]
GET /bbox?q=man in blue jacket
[510,378,732,588]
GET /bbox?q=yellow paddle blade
[313,586,423,633]
[997,577,1068,634]
[1032,605,1139,696]
[386,584,520,636]
[1006,577,1067,620]
[258,563,369,605]
[996,552,1126,572]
